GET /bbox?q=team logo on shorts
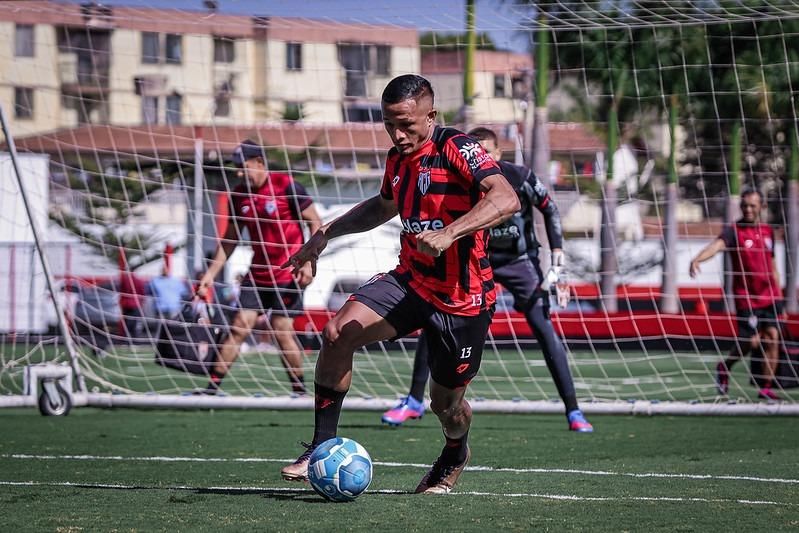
[417,168,431,195]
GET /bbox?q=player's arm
[293,203,324,288]
[282,195,398,276]
[417,174,519,256]
[689,237,726,278]
[531,172,566,279]
[197,208,240,297]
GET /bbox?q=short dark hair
[741,187,763,202]
[468,127,498,145]
[382,74,434,105]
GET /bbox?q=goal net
[1,0,797,415]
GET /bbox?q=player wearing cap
[197,140,322,394]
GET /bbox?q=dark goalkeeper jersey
[380,126,503,316]
[486,161,563,268]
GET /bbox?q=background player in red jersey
[689,188,784,400]
[197,140,322,395]
[381,126,593,432]
[280,74,519,493]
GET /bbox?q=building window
[166,93,182,125]
[165,34,182,64]
[286,42,302,71]
[142,32,159,64]
[343,104,381,123]
[283,102,303,121]
[15,24,34,57]
[376,45,390,76]
[142,95,158,124]
[494,74,507,98]
[14,87,34,119]
[214,37,235,63]
[214,96,230,117]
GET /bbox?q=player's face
[237,157,268,188]
[740,193,762,223]
[477,138,502,162]
[382,96,437,155]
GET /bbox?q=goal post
[0,1,797,415]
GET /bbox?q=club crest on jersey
[264,201,277,215]
[241,205,251,215]
[417,168,431,195]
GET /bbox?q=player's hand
[689,260,701,278]
[196,272,214,299]
[416,229,454,257]
[293,261,314,288]
[282,230,328,277]
[544,249,565,288]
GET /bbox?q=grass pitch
[1,408,797,532]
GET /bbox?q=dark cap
[231,139,263,166]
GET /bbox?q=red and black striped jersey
[230,173,312,287]
[379,126,503,316]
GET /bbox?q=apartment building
[421,49,533,124]
[0,1,419,139]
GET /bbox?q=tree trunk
[724,122,742,312]
[660,96,680,314]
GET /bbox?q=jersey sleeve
[380,149,399,200]
[528,172,564,250]
[287,179,313,218]
[719,225,736,248]
[443,133,502,186]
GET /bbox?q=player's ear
[427,108,437,124]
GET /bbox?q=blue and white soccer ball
[308,437,373,502]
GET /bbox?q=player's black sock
[441,430,469,465]
[563,395,579,414]
[408,338,430,403]
[312,382,347,445]
[205,370,224,392]
[290,374,306,394]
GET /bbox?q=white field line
[3,453,798,485]
[0,480,793,506]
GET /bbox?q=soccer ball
[308,437,373,502]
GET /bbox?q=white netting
[0,1,797,413]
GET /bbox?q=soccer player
[689,188,784,400]
[279,74,519,493]
[381,127,593,432]
[197,139,322,395]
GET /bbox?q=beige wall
[0,19,423,134]
[0,22,62,138]
[108,30,255,126]
[426,71,523,124]
[259,41,420,124]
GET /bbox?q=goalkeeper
[381,127,593,432]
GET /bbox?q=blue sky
[86,0,534,52]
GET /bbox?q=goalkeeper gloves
[544,250,571,308]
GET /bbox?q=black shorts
[491,256,547,314]
[349,271,494,389]
[736,302,783,339]
[238,279,303,317]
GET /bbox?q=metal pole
[0,104,86,393]
[193,125,204,278]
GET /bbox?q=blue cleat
[381,396,425,427]
[567,409,594,433]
